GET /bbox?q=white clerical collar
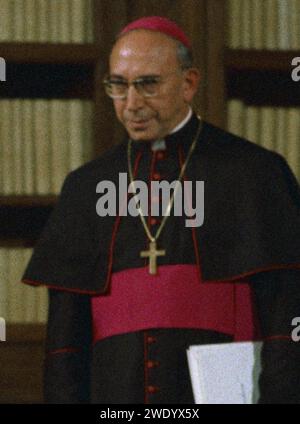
[170,107,193,134]
[151,107,193,151]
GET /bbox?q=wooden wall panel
[0,325,45,404]
[205,0,227,128]
[93,0,128,156]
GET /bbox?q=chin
[127,129,158,142]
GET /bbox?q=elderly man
[22,17,300,404]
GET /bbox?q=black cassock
[22,114,300,403]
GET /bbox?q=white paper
[187,341,262,404]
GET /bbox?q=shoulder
[62,142,127,187]
[200,120,286,171]
[199,122,300,202]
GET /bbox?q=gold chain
[127,116,202,244]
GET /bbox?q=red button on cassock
[147,360,160,368]
[152,173,161,180]
[147,336,157,343]
[147,385,160,394]
[157,151,166,160]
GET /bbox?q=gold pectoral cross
[140,241,166,275]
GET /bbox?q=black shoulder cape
[22,115,300,294]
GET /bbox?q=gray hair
[176,41,194,69]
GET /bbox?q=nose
[125,84,145,111]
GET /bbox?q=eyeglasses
[103,71,182,100]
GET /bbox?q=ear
[182,68,201,102]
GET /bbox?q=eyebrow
[108,74,160,80]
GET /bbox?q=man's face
[109,30,199,142]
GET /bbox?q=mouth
[127,118,152,130]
